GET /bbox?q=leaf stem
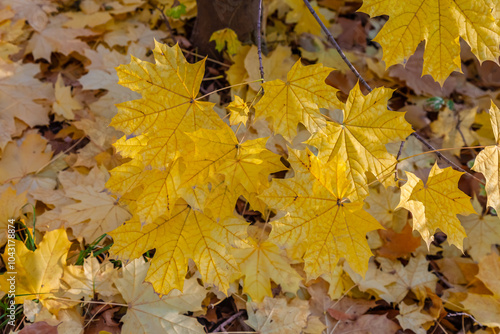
[197,79,263,101]
[398,145,485,163]
[394,140,406,182]
[212,310,245,332]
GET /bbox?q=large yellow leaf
[472,102,500,213]
[254,60,341,141]
[259,152,382,280]
[0,229,71,304]
[359,0,500,84]
[397,163,475,249]
[233,239,302,302]
[307,83,413,201]
[107,42,225,224]
[181,126,285,195]
[109,202,248,294]
[111,41,223,135]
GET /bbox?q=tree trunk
[191,0,260,58]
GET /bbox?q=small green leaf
[467,159,475,169]
[166,3,186,19]
[425,96,445,111]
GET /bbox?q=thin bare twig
[256,0,265,83]
[303,0,481,181]
[150,2,175,42]
[412,132,483,183]
[446,312,482,327]
[456,114,477,157]
[212,310,245,333]
[394,140,406,182]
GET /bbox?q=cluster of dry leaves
[0,0,500,333]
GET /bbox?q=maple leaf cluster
[0,0,500,333]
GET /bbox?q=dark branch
[302,0,371,92]
[256,0,265,83]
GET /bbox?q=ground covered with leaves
[0,0,500,333]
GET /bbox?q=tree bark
[191,0,260,58]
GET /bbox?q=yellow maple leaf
[359,0,500,84]
[254,60,341,141]
[0,229,71,304]
[107,42,232,224]
[307,83,413,201]
[233,238,302,302]
[114,258,205,334]
[60,257,118,301]
[209,28,241,55]
[227,95,249,126]
[259,151,382,280]
[109,201,248,294]
[377,254,438,303]
[397,163,475,249]
[111,41,223,135]
[472,102,500,213]
[181,126,285,195]
[461,196,500,261]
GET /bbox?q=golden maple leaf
[259,151,382,281]
[111,41,223,135]
[233,238,302,302]
[254,59,341,141]
[359,0,500,84]
[472,102,500,213]
[0,229,71,304]
[307,83,413,201]
[227,95,250,126]
[180,126,285,195]
[109,201,248,294]
[397,163,475,249]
